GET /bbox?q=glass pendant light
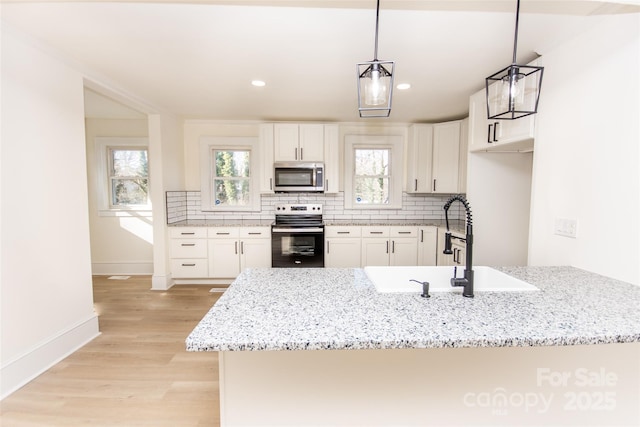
[486,0,544,120]
[357,0,395,118]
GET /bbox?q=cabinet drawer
[240,227,271,238]
[170,239,207,258]
[325,226,362,238]
[169,227,207,239]
[390,227,418,238]
[170,259,208,278]
[208,227,240,238]
[362,227,389,238]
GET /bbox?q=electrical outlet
[554,218,578,238]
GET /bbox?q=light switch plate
[554,218,578,238]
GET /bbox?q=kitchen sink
[365,266,539,293]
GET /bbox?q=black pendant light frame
[357,0,395,118]
[485,0,544,120]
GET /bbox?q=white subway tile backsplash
[165,191,465,224]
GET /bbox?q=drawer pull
[216,232,230,235]
[337,231,350,235]
[370,231,384,235]
[181,263,196,267]
[181,232,195,235]
[397,231,412,235]
[181,243,196,247]
[248,232,262,235]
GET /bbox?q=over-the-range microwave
[273,162,324,193]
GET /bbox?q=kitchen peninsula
[187,267,640,426]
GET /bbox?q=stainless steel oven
[271,204,324,268]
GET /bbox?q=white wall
[1,27,99,398]
[85,118,153,275]
[529,14,640,285]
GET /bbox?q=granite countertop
[186,266,640,352]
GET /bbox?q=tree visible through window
[109,148,149,207]
[213,149,250,207]
[354,148,390,204]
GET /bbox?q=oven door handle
[272,227,324,233]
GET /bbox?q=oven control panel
[274,204,322,214]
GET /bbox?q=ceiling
[3,0,640,123]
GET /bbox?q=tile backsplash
[167,191,464,224]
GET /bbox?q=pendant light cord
[373,0,381,61]
[512,0,521,65]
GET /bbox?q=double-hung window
[200,137,260,211]
[344,135,403,209]
[95,137,151,215]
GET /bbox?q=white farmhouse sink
[364,266,539,293]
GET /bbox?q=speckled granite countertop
[186,266,640,352]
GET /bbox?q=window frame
[200,137,260,212]
[95,137,151,216]
[344,135,404,210]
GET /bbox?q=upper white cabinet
[259,124,275,193]
[407,120,464,194]
[468,88,535,153]
[323,124,340,194]
[274,123,324,162]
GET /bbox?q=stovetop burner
[274,204,323,228]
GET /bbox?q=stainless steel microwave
[273,162,324,193]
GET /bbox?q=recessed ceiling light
[251,80,266,87]
[396,83,411,90]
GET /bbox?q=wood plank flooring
[0,276,222,426]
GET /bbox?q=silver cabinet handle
[241,241,244,255]
[337,231,350,235]
[295,147,298,160]
[327,241,330,254]
[433,179,437,192]
[181,243,196,247]
[235,241,238,254]
[270,178,273,190]
[300,147,303,160]
[386,241,389,253]
[370,231,384,235]
[414,179,418,191]
[420,229,424,243]
[398,231,411,235]
[248,232,262,235]
[180,232,195,235]
[392,241,396,253]
[181,263,196,267]
[216,232,230,235]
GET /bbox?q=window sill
[98,209,153,218]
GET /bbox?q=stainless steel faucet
[443,195,474,298]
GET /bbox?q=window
[344,135,403,209]
[200,137,260,211]
[95,137,151,215]
[108,148,149,207]
[212,149,250,207]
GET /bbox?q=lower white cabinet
[417,226,438,266]
[325,226,362,268]
[169,226,271,279]
[361,226,418,267]
[169,227,209,278]
[209,227,271,279]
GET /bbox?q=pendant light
[357,0,395,118]
[486,0,544,120]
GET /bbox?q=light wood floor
[0,276,222,426]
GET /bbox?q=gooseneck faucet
[443,195,474,298]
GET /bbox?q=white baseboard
[0,315,100,400]
[91,262,153,276]
[151,273,173,291]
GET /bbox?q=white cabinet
[361,226,418,266]
[406,121,464,194]
[468,88,535,153]
[325,226,361,268]
[274,123,324,162]
[417,226,438,266]
[259,124,275,193]
[323,124,340,194]
[169,228,209,278]
[208,227,271,278]
[436,227,466,267]
[458,118,469,194]
[432,121,461,193]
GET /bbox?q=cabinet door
[452,241,466,267]
[274,124,300,161]
[326,238,362,268]
[209,239,240,278]
[323,124,340,193]
[458,118,468,193]
[468,89,492,152]
[498,115,535,145]
[406,124,434,193]
[417,226,437,266]
[390,238,418,266]
[432,121,461,193]
[298,124,324,161]
[259,123,275,193]
[361,237,390,266]
[240,238,272,270]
